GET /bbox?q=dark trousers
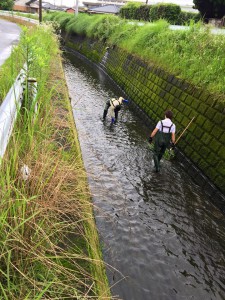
[103,101,110,119]
[153,132,171,172]
[103,101,121,120]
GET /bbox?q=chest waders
[153,121,173,172]
[103,99,121,120]
[110,99,121,120]
[103,100,110,120]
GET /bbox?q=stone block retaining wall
[65,34,225,198]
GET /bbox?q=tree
[193,0,225,21]
[0,0,14,10]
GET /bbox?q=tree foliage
[0,0,14,10]
[193,0,225,20]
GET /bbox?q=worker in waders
[103,97,128,123]
[148,110,176,172]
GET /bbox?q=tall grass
[118,20,169,57]
[0,22,111,299]
[45,11,74,31]
[0,47,23,104]
[66,13,92,36]
[86,15,122,41]
[45,12,225,94]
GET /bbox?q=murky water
[64,50,225,300]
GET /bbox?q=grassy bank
[44,12,225,96]
[0,20,110,299]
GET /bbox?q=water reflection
[64,50,225,300]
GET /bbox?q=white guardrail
[0,68,26,159]
[0,67,38,160]
[0,12,38,162]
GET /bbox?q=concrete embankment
[65,33,225,205]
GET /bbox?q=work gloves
[170,142,175,150]
[148,137,153,144]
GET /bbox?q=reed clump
[0,21,111,299]
[44,12,225,95]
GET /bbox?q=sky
[46,0,194,8]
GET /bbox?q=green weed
[0,22,111,299]
[44,12,225,94]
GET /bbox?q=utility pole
[39,0,42,23]
[75,0,78,15]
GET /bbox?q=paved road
[0,18,21,67]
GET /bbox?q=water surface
[64,51,225,300]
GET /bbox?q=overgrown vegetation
[45,12,225,94]
[0,48,23,104]
[0,0,14,10]
[0,21,110,299]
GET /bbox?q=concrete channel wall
[65,34,225,208]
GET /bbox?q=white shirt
[109,98,122,117]
[156,118,176,133]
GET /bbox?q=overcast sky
[46,0,194,8]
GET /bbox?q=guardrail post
[27,78,38,116]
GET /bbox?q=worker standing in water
[148,110,176,172]
[103,97,128,123]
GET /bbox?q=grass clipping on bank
[0,23,110,299]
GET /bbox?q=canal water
[63,50,225,300]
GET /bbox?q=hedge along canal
[63,46,225,300]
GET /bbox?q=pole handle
[175,116,195,145]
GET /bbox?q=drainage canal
[63,50,225,300]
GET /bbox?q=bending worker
[103,97,128,123]
[148,110,176,172]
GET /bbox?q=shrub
[119,2,142,20]
[178,11,201,25]
[135,5,152,21]
[149,3,181,24]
